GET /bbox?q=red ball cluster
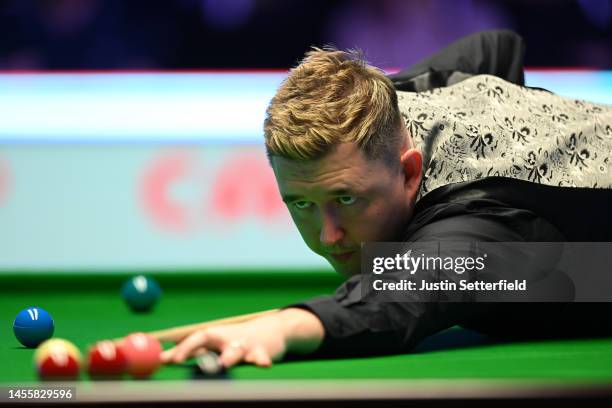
[35,333,163,380]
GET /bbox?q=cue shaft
[144,309,280,342]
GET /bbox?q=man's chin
[327,258,360,278]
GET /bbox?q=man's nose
[319,210,344,246]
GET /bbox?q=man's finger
[168,330,209,364]
[243,353,256,364]
[246,345,272,367]
[219,341,247,368]
[162,346,208,364]
[160,348,175,364]
[192,346,209,358]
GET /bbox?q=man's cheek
[294,225,319,253]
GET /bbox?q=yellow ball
[34,338,83,377]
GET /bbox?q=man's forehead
[271,143,370,182]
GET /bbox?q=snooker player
[161,30,612,368]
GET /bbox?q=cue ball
[13,306,54,348]
[194,352,226,378]
[34,338,82,380]
[87,340,128,379]
[121,332,162,378]
[121,275,162,312]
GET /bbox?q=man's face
[271,142,421,277]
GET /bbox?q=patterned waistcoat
[397,75,612,204]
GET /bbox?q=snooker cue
[131,309,280,343]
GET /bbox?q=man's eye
[338,196,357,205]
[293,201,312,210]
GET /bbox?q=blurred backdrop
[0,0,610,272]
[1,0,611,70]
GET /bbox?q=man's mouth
[329,251,356,262]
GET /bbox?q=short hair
[263,47,403,166]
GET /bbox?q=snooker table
[2,271,612,407]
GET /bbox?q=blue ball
[121,275,162,312]
[13,307,54,348]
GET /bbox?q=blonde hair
[263,47,402,165]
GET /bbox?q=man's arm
[293,206,569,357]
[161,307,324,367]
[163,204,565,365]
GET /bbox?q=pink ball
[121,332,162,378]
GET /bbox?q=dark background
[0,0,610,70]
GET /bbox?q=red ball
[34,339,82,380]
[121,333,162,378]
[87,340,128,379]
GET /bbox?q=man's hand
[160,308,324,368]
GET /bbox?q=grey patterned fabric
[397,74,612,203]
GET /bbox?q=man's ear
[400,148,423,194]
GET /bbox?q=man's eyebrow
[329,188,355,196]
[281,194,303,203]
[281,188,357,203]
